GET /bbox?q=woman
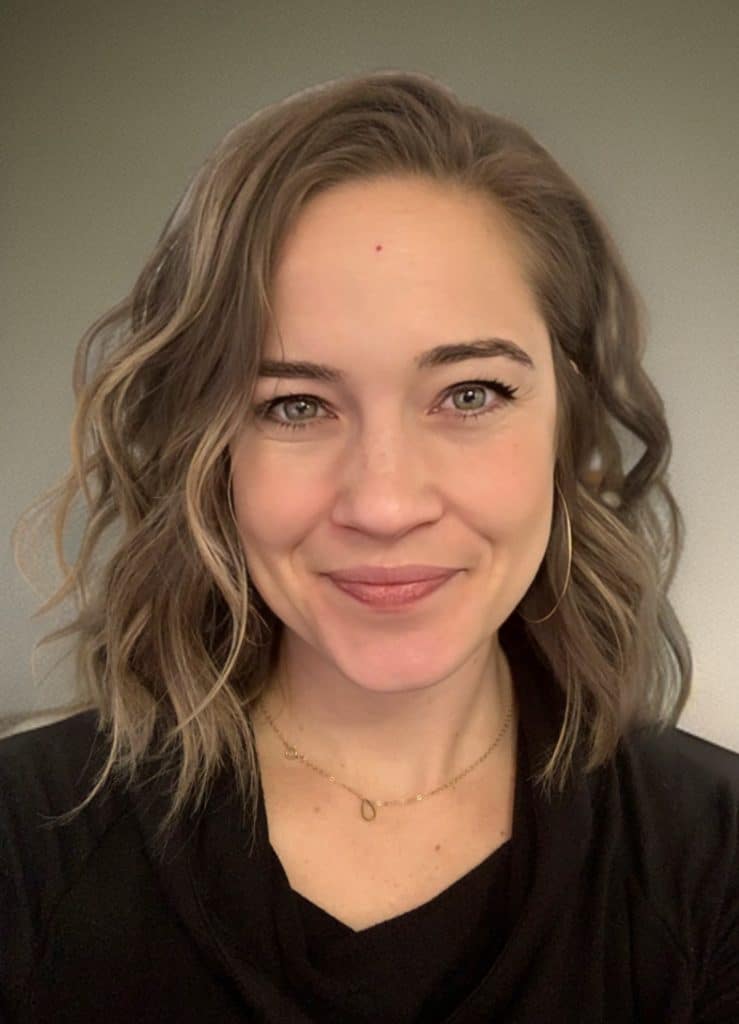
[1,70,736,1023]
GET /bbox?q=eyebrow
[258,337,535,382]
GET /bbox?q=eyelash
[253,378,520,432]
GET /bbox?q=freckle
[313,805,321,814]
[434,843,441,853]
[375,244,383,251]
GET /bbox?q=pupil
[290,399,312,418]
[459,387,482,409]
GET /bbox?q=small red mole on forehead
[375,244,383,251]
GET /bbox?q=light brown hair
[12,70,691,843]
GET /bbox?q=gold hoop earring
[519,479,573,624]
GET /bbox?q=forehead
[265,176,547,364]
[274,176,527,285]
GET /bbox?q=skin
[229,175,558,806]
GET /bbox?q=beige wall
[2,0,737,750]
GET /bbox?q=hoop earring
[519,479,573,624]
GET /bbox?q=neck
[254,635,516,802]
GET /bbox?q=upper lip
[325,565,460,584]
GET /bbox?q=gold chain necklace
[256,671,514,822]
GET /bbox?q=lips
[326,565,459,585]
[326,571,459,609]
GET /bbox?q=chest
[259,751,516,932]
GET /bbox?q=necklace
[255,665,515,822]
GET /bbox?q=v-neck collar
[132,614,598,1022]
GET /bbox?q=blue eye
[253,379,519,432]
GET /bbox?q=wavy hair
[12,69,691,844]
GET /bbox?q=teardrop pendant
[360,798,377,821]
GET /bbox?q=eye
[442,379,519,419]
[253,378,519,433]
[253,395,328,432]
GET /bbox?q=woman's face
[230,176,558,695]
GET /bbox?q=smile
[326,572,459,610]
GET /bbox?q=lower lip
[326,573,458,609]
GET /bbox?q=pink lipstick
[325,568,459,609]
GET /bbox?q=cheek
[454,434,553,530]
[230,445,323,554]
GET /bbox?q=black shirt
[1,618,738,1022]
[291,839,511,1022]
[191,727,521,1024]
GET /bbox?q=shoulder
[608,723,738,1004]
[578,721,739,901]
[1,706,104,774]
[0,708,136,881]
[0,710,135,1014]
[0,705,133,875]
[0,709,118,826]
[610,721,738,869]
[613,722,738,827]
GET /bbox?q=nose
[329,420,444,536]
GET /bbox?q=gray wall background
[2,0,737,750]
